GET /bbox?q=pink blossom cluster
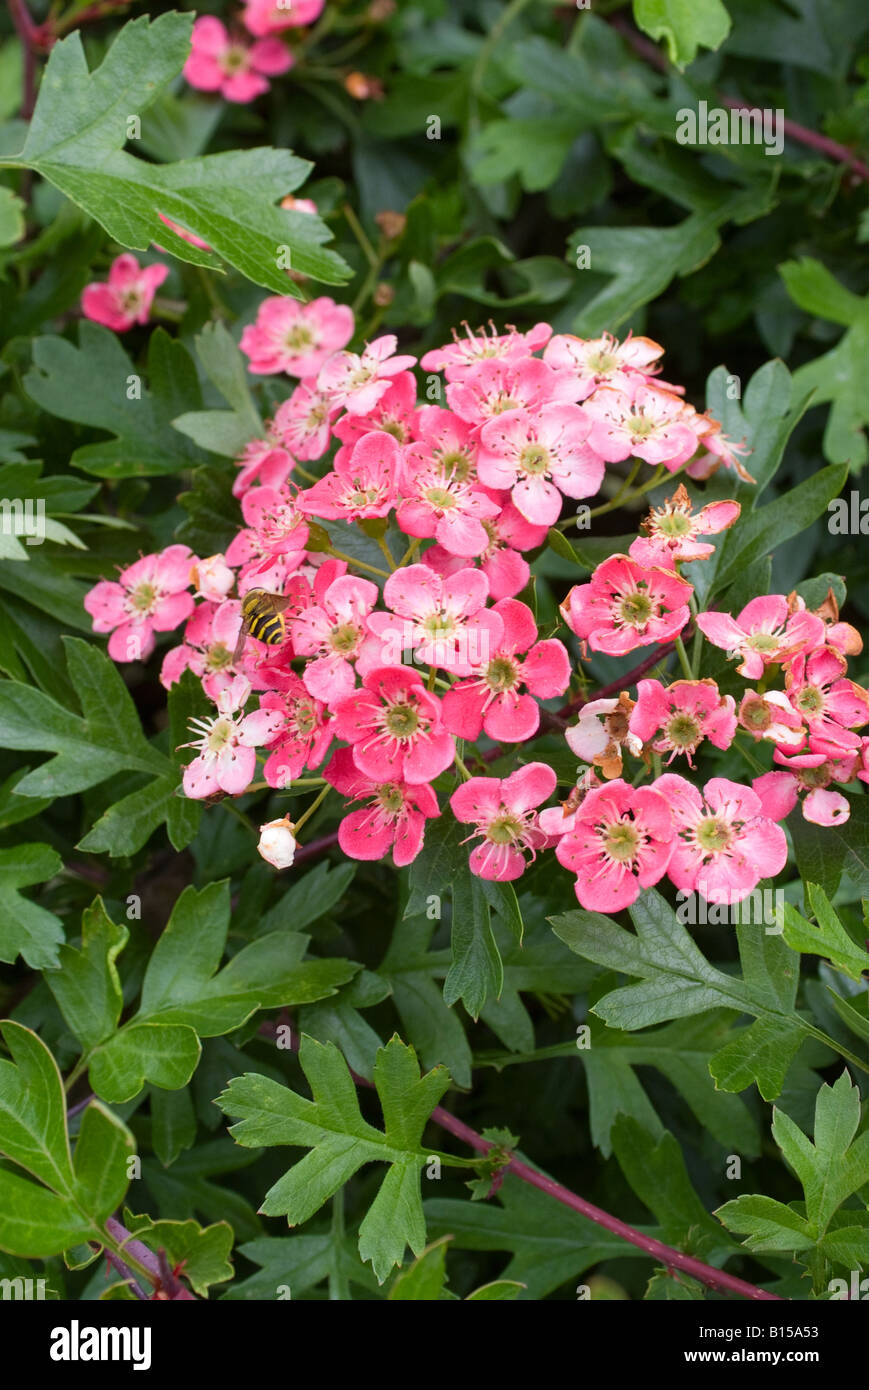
[183,0,325,103]
[83,305,869,913]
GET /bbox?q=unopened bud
[191,554,234,601]
[375,210,406,241]
[258,816,297,870]
[373,281,395,307]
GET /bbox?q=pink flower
[81,253,168,332]
[477,403,604,527]
[331,667,455,784]
[561,555,692,656]
[257,675,333,787]
[84,545,196,663]
[291,572,381,701]
[583,383,701,469]
[238,484,310,569]
[753,746,858,828]
[543,331,665,400]
[784,646,869,753]
[696,596,826,681]
[240,296,354,377]
[190,554,235,602]
[324,747,440,865]
[654,774,787,905]
[272,384,339,461]
[685,415,754,484]
[232,437,295,499]
[183,16,292,103]
[420,322,552,382]
[403,406,479,482]
[629,679,737,766]
[423,488,548,600]
[317,335,417,414]
[442,598,570,742]
[368,564,503,676]
[333,371,420,450]
[160,599,243,700]
[180,676,284,797]
[565,693,643,780]
[396,463,500,558]
[450,763,556,881]
[446,357,580,426]
[242,0,324,37]
[537,768,603,837]
[737,690,805,749]
[295,430,400,522]
[555,779,673,911]
[628,485,741,567]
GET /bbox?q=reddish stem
[557,642,675,720]
[294,829,340,864]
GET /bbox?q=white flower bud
[191,554,235,601]
[257,816,297,869]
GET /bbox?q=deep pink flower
[291,572,381,702]
[560,555,692,656]
[81,253,168,332]
[180,676,284,797]
[240,296,354,377]
[331,667,455,784]
[317,335,417,414]
[420,322,552,381]
[242,0,324,37]
[396,463,500,557]
[543,332,665,400]
[184,16,292,103]
[257,676,333,787]
[696,596,825,681]
[784,646,869,753]
[442,598,570,742]
[583,383,701,469]
[555,779,673,911]
[628,485,741,567]
[324,746,440,865]
[333,371,420,451]
[295,430,401,522]
[271,384,338,462]
[232,436,295,499]
[160,599,243,700]
[368,564,503,676]
[752,743,859,828]
[629,679,737,766]
[654,774,787,905]
[450,763,556,881]
[423,488,548,600]
[477,403,604,527]
[84,544,196,663]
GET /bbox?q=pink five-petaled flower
[241,0,324,38]
[396,459,500,558]
[160,599,243,700]
[696,595,826,681]
[445,356,579,427]
[542,331,665,399]
[560,555,692,656]
[441,597,570,742]
[317,335,417,414]
[272,383,338,461]
[85,544,196,663]
[477,403,604,527]
[653,774,787,905]
[582,383,701,470]
[752,745,859,828]
[422,487,547,601]
[290,572,381,702]
[333,371,420,451]
[628,486,741,568]
[256,675,333,788]
[181,676,284,798]
[368,564,503,677]
[450,763,556,882]
[555,779,673,912]
[240,296,354,377]
[332,667,455,785]
[784,646,869,754]
[324,746,440,865]
[629,679,737,767]
[420,321,552,381]
[295,430,401,522]
[183,17,293,103]
[81,253,169,332]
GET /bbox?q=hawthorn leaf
[122,1211,234,1295]
[633,0,731,67]
[0,843,64,970]
[781,884,869,983]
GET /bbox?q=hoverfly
[232,588,293,664]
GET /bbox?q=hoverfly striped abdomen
[233,588,292,663]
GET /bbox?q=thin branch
[294,829,340,864]
[557,642,675,720]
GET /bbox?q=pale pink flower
[332,667,455,784]
[420,321,552,382]
[441,597,570,742]
[396,463,500,558]
[257,675,333,787]
[685,415,755,484]
[446,356,580,426]
[190,554,235,602]
[737,690,805,750]
[240,296,354,376]
[784,646,869,754]
[654,774,787,905]
[257,816,297,868]
[333,371,420,450]
[180,675,284,797]
[242,0,324,38]
[555,779,673,911]
[543,331,665,400]
[183,16,293,103]
[696,596,826,681]
[583,383,701,469]
[85,544,196,663]
[565,693,643,780]
[629,485,741,567]
[291,572,381,702]
[160,599,243,700]
[324,747,440,865]
[271,384,338,461]
[450,763,556,881]
[629,679,737,766]
[317,335,417,414]
[560,555,692,656]
[368,564,503,677]
[81,253,168,332]
[477,403,604,527]
[295,430,401,522]
[232,436,295,498]
[281,194,319,215]
[753,744,859,828]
